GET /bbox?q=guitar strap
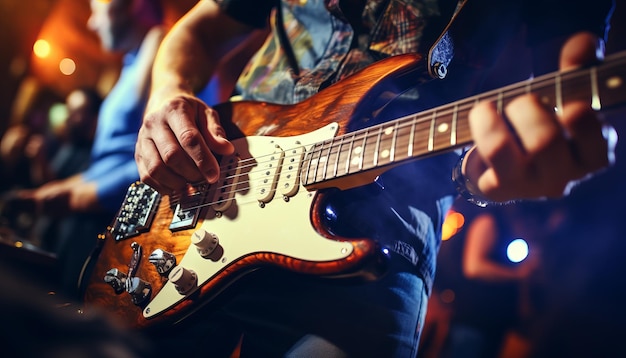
[427,0,469,80]
[275,1,301,77]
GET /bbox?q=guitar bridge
[110,182,160,241]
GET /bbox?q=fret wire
[457,107,472,144]
[428,110,436,152]
[312,143,322,183]
[373,126,383,167]
[358,129,367,171]
[322,140,332,180]
[303,145,314,185]
[332,135,343,178]
[555,73,563,114]
[408,116,416,157]
[591,66,602,110]
[390,121,398,162]
[451,103,458,146]
[345,133,355,174]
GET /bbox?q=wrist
[147,82,195,113]
[452,147,491,207]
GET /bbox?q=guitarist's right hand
[133,1,252,194]
[136,92,234,194]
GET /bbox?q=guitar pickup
[211,154,241,212]
[256,145,284,203]
[278,144,305,198]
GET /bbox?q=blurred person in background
[30,88,102,186]
[437,203,551,358]
[1,87,102,245]
[4,0,165,298]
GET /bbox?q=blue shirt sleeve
[83,49,145,214]
[82,153,139,213]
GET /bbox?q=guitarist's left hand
[462,31,614,203]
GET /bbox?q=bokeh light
[33,39,51,58]
[59,58,76,75]
[506,238,529,263]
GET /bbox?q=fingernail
[206,168,218,183]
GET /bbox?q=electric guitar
[81,50,626,330]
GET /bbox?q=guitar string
[165,68,590,209]
[164,55,623,211]
[174,51,626,205]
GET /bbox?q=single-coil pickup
[256,145,284,203]
[278,145,305,198]
[212,155,241,212]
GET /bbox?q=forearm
[148,1,255,109]
[464,259,528,282]
[19,174,100,216]
[68,176,102,213]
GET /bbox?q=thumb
[202,106,235,156]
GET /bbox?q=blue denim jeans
[208,265,430,357]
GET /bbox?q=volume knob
[168,266,197,295]
[192,229,219,258]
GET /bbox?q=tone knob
[191,229,219,258]
[168,266,197,295]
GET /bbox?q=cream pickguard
[143,123,355,319]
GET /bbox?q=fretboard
[302,50,626,187]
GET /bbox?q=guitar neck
[302,50,626,188]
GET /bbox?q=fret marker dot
[380,149,390,159]
[354,146,363,155]
[351,157,361,166]
[384,127,394,136]
[437,123,449,133]
[607,76,623,89]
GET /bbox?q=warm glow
[448,211,465,229]
[59,58,76,75]
[33,39,51,58]
[441,210,465,241]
